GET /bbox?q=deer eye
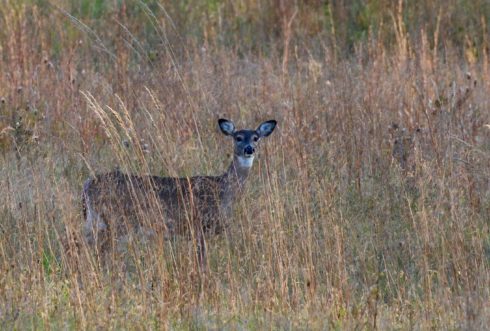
[253,136,259,142]
[235,136,243,142]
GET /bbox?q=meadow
[0,0,489,329]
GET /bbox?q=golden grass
[0,1,489,329]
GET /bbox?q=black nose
[244,146,255,155]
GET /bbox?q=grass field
[0,0,489,329]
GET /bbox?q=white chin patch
[237,156,254,168]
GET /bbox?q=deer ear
[256,120,277,137]
[218,119,235,136]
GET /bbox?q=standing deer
[82,118,277,270]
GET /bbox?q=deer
[81,118,277,270]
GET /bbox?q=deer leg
[196,231,207,273]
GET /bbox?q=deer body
[82,119,276,268]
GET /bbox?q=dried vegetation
[0,0,489,329]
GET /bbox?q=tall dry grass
[0,1,489,329]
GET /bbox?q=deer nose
[244,146,255,155]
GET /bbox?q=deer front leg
[196,231,207,273]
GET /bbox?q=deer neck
[222,155,254,201]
